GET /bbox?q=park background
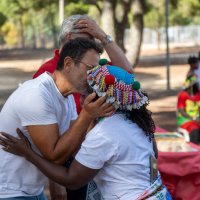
[0,0,200,131]
[0,1,200,198]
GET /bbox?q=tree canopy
[0,0,199,65]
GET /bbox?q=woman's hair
[126,102,155,141]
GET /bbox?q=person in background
[177,74,200,144]
[187,55,200,90]
[0,64,172,200]
[33,14,132,200]
[0,38,114,200]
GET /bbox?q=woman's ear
[63,57,73,73]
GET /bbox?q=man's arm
[27,94,113,164]
[74,18,133,72]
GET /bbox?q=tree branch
[83,0,102,14]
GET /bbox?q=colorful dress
[137,175,172,200]
[177,90,200,132]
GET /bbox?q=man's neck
[50,71,72,97]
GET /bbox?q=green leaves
[64,2,89,17]
[0,12,7,27]
[145,0,200,28]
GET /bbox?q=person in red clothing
[177,74,200,144]
[33,14,132,114]
[33,14,133,200]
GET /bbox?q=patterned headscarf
[87,65,148,111]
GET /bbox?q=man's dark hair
[56,38,103,70]
[188,56,198,65]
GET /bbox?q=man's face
[71,49,99,95]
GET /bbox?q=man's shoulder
[20,74,53,97]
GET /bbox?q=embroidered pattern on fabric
[86,180,101,200]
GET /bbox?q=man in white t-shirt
[0,38,114,199]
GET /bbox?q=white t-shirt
[194,61,200,87]
[195,68,200,83]
[75,114,155,200]
[0,73,77,197]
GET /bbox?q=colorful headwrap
[87,64,149,111]
[183,74,198,89]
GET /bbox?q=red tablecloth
[156,127,200,200]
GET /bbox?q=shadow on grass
[0,67,34,78]
[149,88,180,101]
[137,55,188,67]
[0,48,53,61]
[135,71,165,88]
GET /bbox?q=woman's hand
[0,128,32,158]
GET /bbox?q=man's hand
[82,93,114,119]
[75,17,133,73]
[74,18,106,41]
[49,180,67,200]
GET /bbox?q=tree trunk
[19,16,25,48]
[38,15,46,48]
[101,0,115,40]
[156,28,161,50]
[32,18,37,49]
[49,12,57,48]
[114,1,132,52]
[126,0,144,67]
[39,34,46,48]
[32,32,37,49]
[115,22,126,52]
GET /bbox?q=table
[156,127,200,200]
